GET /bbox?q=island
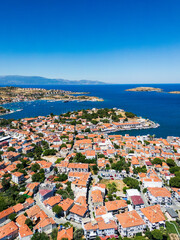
[169,91,180,94]
[125,87,163,92]
[0,86,103,104]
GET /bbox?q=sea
[1,84,180,138]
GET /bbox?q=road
[34,194,82,229]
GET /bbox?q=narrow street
[34,194,82,229]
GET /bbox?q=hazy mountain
[0,75,106,85]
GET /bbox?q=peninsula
[125,87,163,92]
[0,86,103,104]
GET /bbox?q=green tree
[31,232,50,240]
[51,228,58,240]
[25,218,33,230]
[166,159,176,167]
[151,229,163,240]
[169,177,180,188]
[31,163,40,172]
[73,228,84,240]
[7,147,16,152]
[9,213,17,221]
[52,205,63,217]
[152,158,162,166]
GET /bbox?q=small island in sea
[169,91,180,94]
[0,86,103,104]
[125,86,163,92]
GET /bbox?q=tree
[169,176,180,188]
[31,232,50,240]
[166,158,176,167]
[52,205,63,217]
[95,237,101,240]
[32,172,45,183]
[51,228,58,240]
[151,229,163,240]
[152,158,162,166]
[123,177,140,190]
[25,218,33,230]
[9,213,17,221]
[7,147,16,152]
[125,112,136,118]
[31,163,40,172]
[73,228,84,240]
[43,149,57,156]
[2,177,10,190]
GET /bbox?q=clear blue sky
[0,0,180,83]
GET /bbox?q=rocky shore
[125,87,163,92]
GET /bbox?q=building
[0,207,15,224]
[0,221,19,240]
[105,200,128,215]
[67,204,88,223]
[57,227,73,240]
[19,224,33,240]
[83,214,118,240]
[12,172,24,184]
[116,210,146,237]
[140,205,166,231]
[147,187,172,206]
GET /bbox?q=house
[67,204,88,223]
[12,171,24,184]
[147,187,172,206]
[16,214,27,227]
[165,208,178,221]
[0,221,19,240]
[116,210,146,237]
[39,183,56,201]
[171,188,180,202]
[91,190,104,208]
[19,224,33,240]
[57,227,73,240]
[33,211,56,234]
[140,205,165,231]
[0,207,15,224]
[26,182,40,195]
[67,163,89,172]
[58,198,74,216]
[43,195,62,210]
[131,196,144,210]
[13,203,24,214]
[83,214,118,240]
[105,200,128,215]
[95,206,107,217]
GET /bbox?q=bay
[1,84,180,138]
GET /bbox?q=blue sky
[0,0,180,83]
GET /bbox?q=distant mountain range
[0,75,106,85]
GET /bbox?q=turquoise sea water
[1,84,180,138]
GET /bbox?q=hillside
[0,75,106,85]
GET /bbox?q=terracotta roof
[148,187,171,197]
[70,204,87,216]
[105,200,127,212]
[58,198,74,211]
[16,214,27,227]
[116,210,145,228]
[0,221,18,239]
[0,207,14,220]
[140,205,165,223]
[43,195,62,207]
[57,227,73,240]
[19,224,33,238]
[95,206,107,216]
